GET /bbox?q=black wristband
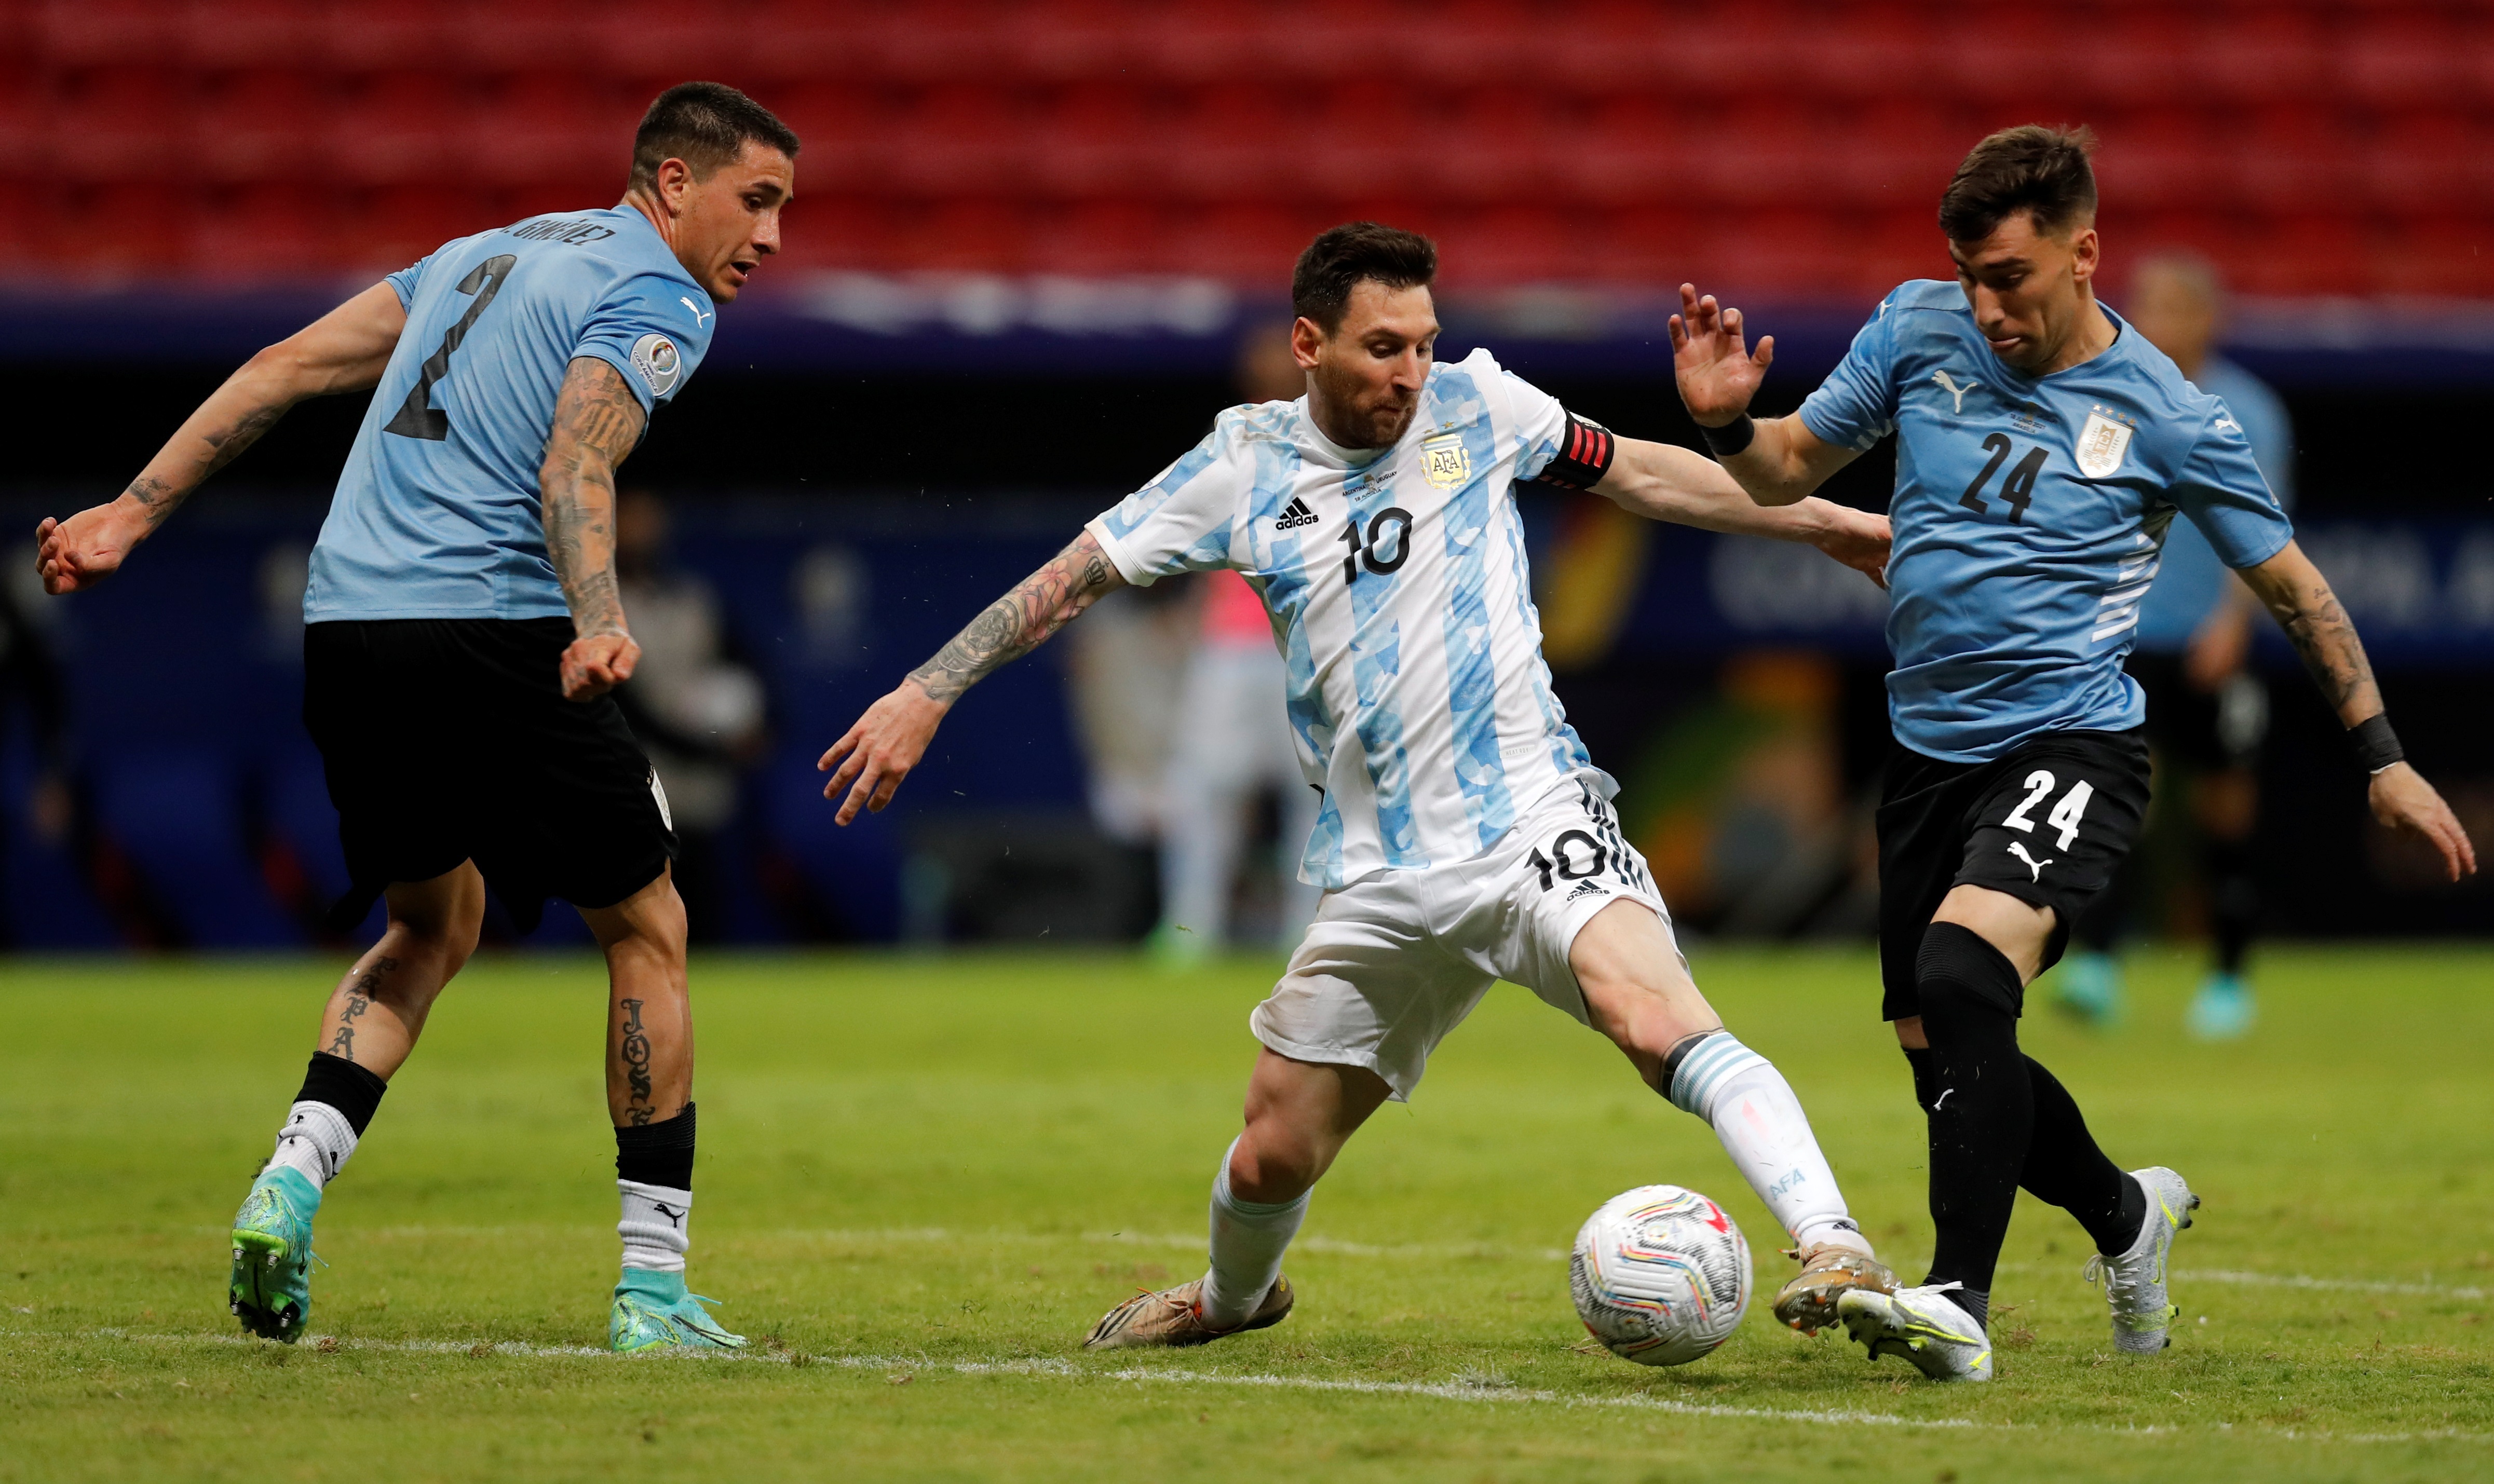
[1699,414,1756,458]
[2348,713,2405,773]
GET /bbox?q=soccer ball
[1569,1185,1752,1366]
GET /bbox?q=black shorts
[2129,651,2265,771]
[304,618,675,933]
[1875,728,2151,1020]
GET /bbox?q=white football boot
[2083,1165,2200,1354]
[1836,1283,1994,1382]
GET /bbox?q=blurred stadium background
[2,0,2488,952]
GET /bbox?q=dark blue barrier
[4,491,2488,948]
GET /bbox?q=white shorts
[1250,774,1675,1101]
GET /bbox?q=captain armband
[1531,413,1617,491]
[2348,713,2406,774]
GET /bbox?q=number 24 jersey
[1087,349,1605,891]
[1800,279,2294,765]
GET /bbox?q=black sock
[1951,1287,1989,1331]
[2019,1057,2144,1254]
[1914,922,2030,1301]
[2208,835,2258,977]
[615,1103,697,1190]
[1902,1045,1939,1113]
[295,1052,389,1135]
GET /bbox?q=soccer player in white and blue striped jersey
[822,223,1905,1347]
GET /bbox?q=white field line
[183,1224,2494,1299]
[29,1328,2493,1447]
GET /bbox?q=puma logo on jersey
[1275,496,1319,530]
[679,296,714,328]
[1931,369,1979,414]
[2006,842,2055,881]
[2212,412,2241,434]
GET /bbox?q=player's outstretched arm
[35,282,408,595]
[2241,541,2477,881]
[1593,437,1892,589]
[818,530,1126,825]
[540,357,650,702]
[1668,283,1858,506]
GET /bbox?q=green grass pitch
[6,944,2492,1481]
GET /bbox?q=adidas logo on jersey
[1275,497,1319,531]
[1565,880,1609,902]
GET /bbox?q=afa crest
[1420,433,1471,490]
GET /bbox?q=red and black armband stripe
[1532,413,1616,491]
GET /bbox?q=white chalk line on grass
[180,1224,2494,1300]
[32,1327,2493,1447]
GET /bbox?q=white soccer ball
[1569,1184,1752,1366]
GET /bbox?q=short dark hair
[1939,125,2098,243]
[630,82,801,194]
[1291,222,1437,333]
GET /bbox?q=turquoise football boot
[229,1165,321,1343]
[609,1269,746,1353]
[2186,972,2256,1041]
[2051,950,2124,1028]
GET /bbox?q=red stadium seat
[186,182,330,278]
[31,0,185,67]
[465,72,635,189]
[881,84,1032,199]
[1027,200,1171,276]
[52,66,191,184]
[180,0,322,72]
[770,81,886,196]
[1160,85,1308,202]
[328,73,471,187]
[585,0,754,82]
[1557,96,1683,211]
[351,182,500,272]
[1432,89,1567,207]
[187,70,331,185]
[1028,84,1165,201]
[310,0,459,74]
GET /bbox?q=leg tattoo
[326,957,396,1063]
[618,998,655,1125]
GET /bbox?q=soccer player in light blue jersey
[2060,253,2297,1039]
[825,223,1910,1350]
[1675,125,2475,1381]
[36,83,797,1353]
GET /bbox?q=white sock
[1197,1138,1308,1327]
[264,1100,358,1188]
[1668,1033,1869,1255]
[618,1180,693,1274]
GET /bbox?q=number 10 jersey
[1087,348,1610,891]
[305,207,716,623]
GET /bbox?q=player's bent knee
[1914,921,2024,1030]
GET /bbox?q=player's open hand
[34,505,150,594]
[560,631,640,701]
[819,680,947,825]
[1814,503,1892,590]
[2369,762,2477,882]
[1669,284,1774,430]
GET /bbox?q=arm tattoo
[541,359,647,641]
[909,532,1123,704]
[2266,577,2382,721]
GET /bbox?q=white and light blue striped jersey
[305,206,716,622]
[1087,348,1609,890]
[1800,280,2294,764]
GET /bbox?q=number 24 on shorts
[2001,770,2093,849]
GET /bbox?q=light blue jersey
[304,206,716,622]
[1087,349,1605,890]
[1800,280,2294,764]
[2132,357,2295,651]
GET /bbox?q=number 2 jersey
[1800,279,2295,765]
[1088,348,1616,891]
[303,206,716,622]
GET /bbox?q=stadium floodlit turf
[5,945,2492,1482]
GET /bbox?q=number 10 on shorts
[2001,770,2093,849]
